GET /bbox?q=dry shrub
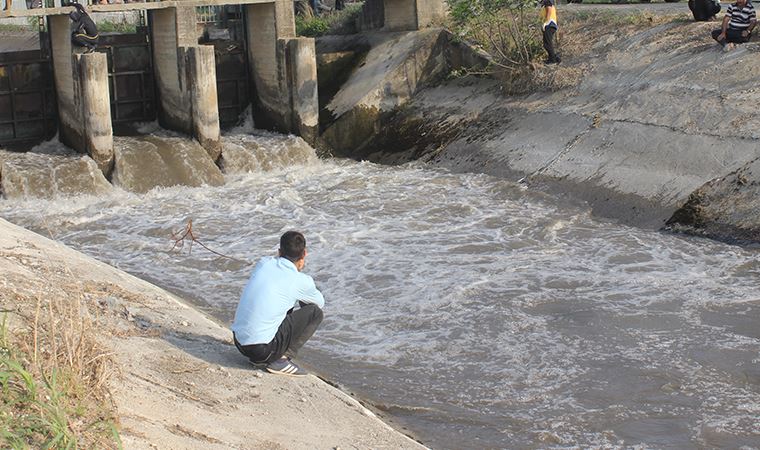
[0,280,120,448]
[450,7,687,94]
[494,62,588,94]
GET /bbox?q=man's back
[232,256,324,346]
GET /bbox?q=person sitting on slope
[712,0,756,49]
[689,0,721,21]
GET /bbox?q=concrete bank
[0,217,426,449]
[323,20,760,240]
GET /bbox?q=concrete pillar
[275,0,296,37]
[245,3,319,143]
[415,0,447,28]
[49,15,78,150]
[284,38,318,144]
[185,46,222,161]
[49,15,114,176]
[383,0,446,31]
[383,0,418,31]
[149,7,221,160]
[75,53,114,174]
[245,3,288,131]
[149,7,192,132]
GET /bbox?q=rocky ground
[0,218,426,449]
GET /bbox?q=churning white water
[1,133,759,449]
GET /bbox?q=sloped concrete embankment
[329,20,760,238]
[667,156,760,243]
[316,28,489,154]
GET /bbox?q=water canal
[1,133,759,448]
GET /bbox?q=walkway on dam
[1,0,272,18]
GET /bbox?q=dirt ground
[0,217,426,449]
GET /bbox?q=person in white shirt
[232,231,324,376]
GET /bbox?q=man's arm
[296,276,325,309]
[68,2,86,12]
[720,13,731,38]
[747,11,757,35]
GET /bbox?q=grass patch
[296,3,363,37]
[96,20,138,33]
[0,24,34,32]
[0,287,121,449]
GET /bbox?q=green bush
[446,0,544,69]
[296,3,363,37]
[296,15,331,37]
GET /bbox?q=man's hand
[742,30,750,37]
[719,32,727,41]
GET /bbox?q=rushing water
[1,133,759,449]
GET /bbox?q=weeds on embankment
[446,1,688,93]
[296,3,364,37]
[0,289,121,448]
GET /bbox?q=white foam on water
[1,143,758,448]
[224,105,256,135]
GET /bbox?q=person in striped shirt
[711,0,757,48]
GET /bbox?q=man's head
[279,230,307,271]
[736,0,747,7]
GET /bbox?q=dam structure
[0,0,317,177]
[0,0,445,179]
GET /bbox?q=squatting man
[232,231,324,376]
[65,2,99,53]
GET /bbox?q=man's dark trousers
[234,303,323,364]
[690,0,721,20]
[72,33,98,50]
[712,28,751,44]
[543,26,559,63]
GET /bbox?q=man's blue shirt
[232,256,325,346]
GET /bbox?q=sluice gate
[0,0,444,185]
[0,45,57,148]
[0,0,322,169]
[197,5,250,128]
[100,26,157,129]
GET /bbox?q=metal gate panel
[99,30,156,126]
[0,50,56,147]
[197,5,251,129]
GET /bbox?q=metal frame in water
[0,28,57,148]
[196,4,251,128]
[98,17,157,128]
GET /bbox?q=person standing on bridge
[232,231,324,376]
[712,0,756,49]
[540,0,561,64]
[67,2,99,53]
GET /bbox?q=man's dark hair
[280,231,306,262]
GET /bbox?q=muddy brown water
[1,132,758,449]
